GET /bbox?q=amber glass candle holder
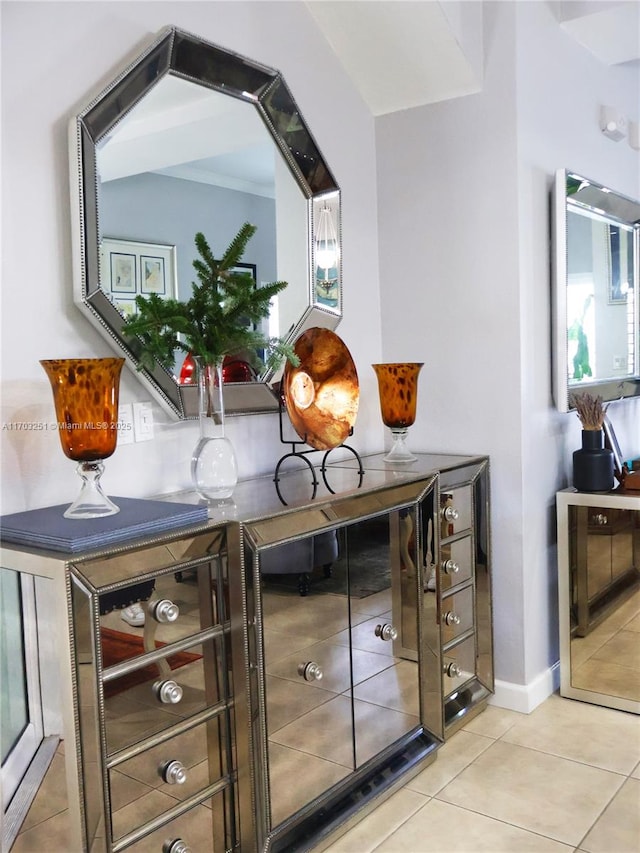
[40,357,125,519]
[372,363,423,463]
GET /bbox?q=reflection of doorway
[1,570,58,852]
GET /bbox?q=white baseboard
[489,662,561,714]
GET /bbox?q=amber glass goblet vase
[372,363,423,463]
[40,357,125,519]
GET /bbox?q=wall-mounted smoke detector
[600,105,627,141]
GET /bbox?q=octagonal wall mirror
[70,26,342,419]
[552,169,640,412]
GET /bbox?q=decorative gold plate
[283,328,359,450]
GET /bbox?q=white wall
[0,1,382,514]
[376,0,639,702]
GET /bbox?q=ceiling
[557,0,640,66]
[304,0,640,117]
[304,0,483,115]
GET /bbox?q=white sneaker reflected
[425,566,437,592]
[121,603,145,627]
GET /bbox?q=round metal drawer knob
[441,559,460,574]
[442,506,459,522]
[153,679,183,704]
[375,623,398,641]
[150,599,180,623]
[161,759,187,785]
[444,611,461,626]
[298,661,323,682]
[593,513,608,526]
[443,661,462,678]
[163,840,191,853]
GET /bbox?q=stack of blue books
[0,497,209,553]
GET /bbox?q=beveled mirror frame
[552,168,640,412]
[69,26,342,419]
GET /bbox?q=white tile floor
[322,694,640,853]
[11,693,640,852]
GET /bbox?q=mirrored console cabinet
[1,453,492,852]
[557,488,640,715]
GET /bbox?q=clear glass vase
[191,357,238,501]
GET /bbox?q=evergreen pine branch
[220,222,256,270]
[193,232,220,280]
[264,338,299,372]
[121,223,299,374]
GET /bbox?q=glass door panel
[1,569,43,812]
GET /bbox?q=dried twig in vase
[569,392,608,430]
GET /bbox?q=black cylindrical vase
[573,429,614,492]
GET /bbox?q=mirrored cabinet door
[243,478,440,853]
[257,514,424,827]
[558,490,640,715]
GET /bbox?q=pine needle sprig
[122,222,299,374]
[569,392,608,430]
[219,221,256,270]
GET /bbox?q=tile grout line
[494,737,638,778]
[362,794,432,853]
[574,774,634,852]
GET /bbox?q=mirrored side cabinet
[230,453,492,852]
[1,452,493,852]
[557,488,640,715]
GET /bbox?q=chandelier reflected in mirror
[315,197,340,307]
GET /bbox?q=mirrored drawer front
[104,638,226,754]
[110,715,231,842]
[440,536,473,592]
[99,570,223,663]
[440,485,472,538]
[586,507,634,535]
[442,635,476,698]
[76,529,225,590]
[123,793,231,853]
[440,586,474,645]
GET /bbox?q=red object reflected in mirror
[178,353,257,385]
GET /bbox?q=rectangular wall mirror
[552,169,640,412]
